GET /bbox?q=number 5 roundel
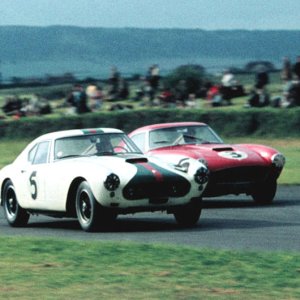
[29,171,38,200]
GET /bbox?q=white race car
[0,128,209,231]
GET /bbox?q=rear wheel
[251,180,277,204]
[2,180,30,227]
[75,181,116,232]
[174,198,202,227]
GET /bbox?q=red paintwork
[129,122,282,196]
[148,143,276,171]
[129,122,282,175]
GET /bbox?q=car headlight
[194,167,209,184]
[104,173,120,191]
[271,153,285,168]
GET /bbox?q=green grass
[0,237,299,299]
[0,137,299,184]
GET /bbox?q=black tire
[75,181,116,232]
[2,180,30,227]
[174,198,202,227]
[252,180,277,204]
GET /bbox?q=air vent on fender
[213,147,234,152]
[126,157,148,163]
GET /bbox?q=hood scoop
[126,157,148,164]
[213,147,234,152]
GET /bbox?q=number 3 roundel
[218,151,248,160]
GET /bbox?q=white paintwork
[0,129,208,214]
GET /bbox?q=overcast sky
[1,0,300,30]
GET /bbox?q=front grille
[211,166,270,183]
[123,179,191,200]
[204,166,272,197]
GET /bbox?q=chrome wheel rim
[78,190,92,223]
[5,186,17,219]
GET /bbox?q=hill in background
[1,26,300,80]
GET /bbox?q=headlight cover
[194,167,209,184]
[271,153,285,168]
[104,173,120,191]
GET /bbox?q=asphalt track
[0,185,299,252]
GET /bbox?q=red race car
[129,122,285,203]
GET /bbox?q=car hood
[149,143,271,171]
[56,153,149,168]
[54,153,183,177]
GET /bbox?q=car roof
[35,128,124,142]
[131,122,207,133]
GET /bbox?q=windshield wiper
[182,134,209,143]
[95,152,116,156]
[58,154,82,159]
[154,140,170,144]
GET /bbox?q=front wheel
[173,198,202,227]
[251,180,277,204]
[2,180,30,227]
[75,181,116,232]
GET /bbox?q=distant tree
[163,64,206,96]
[244,61,276,73]
[11,77,22,84]
[226,66,246,74]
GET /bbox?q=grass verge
[0,237,299,299]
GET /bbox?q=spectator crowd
[1,57,300,118]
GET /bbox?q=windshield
[149,125,223,149]
[54,132,142,159]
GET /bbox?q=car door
[18,140,51,209]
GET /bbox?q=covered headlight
[271,153,285,168]
[104,173,120,191]
[194,167,209,184]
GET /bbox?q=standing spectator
[150,64,160,91]
[220,69,236,105]
[146,64,160,100]
[108,66,120,100]
[143,80,154,105]
[282,57,300,107]
[293,56,300,80]
[221,69,236,87]
[281,57,293,82]
[281,57,293,107]
[175,79,188,105]
[67,84,90,114]
[118,78,130,99]
[86,84,103,111]
[255,67,269,90]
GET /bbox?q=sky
[1,0,300,30]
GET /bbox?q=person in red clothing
[207,85,222,107]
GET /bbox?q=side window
[32,141,50,165]
[28,144,38,163]
[131,133,145,152]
